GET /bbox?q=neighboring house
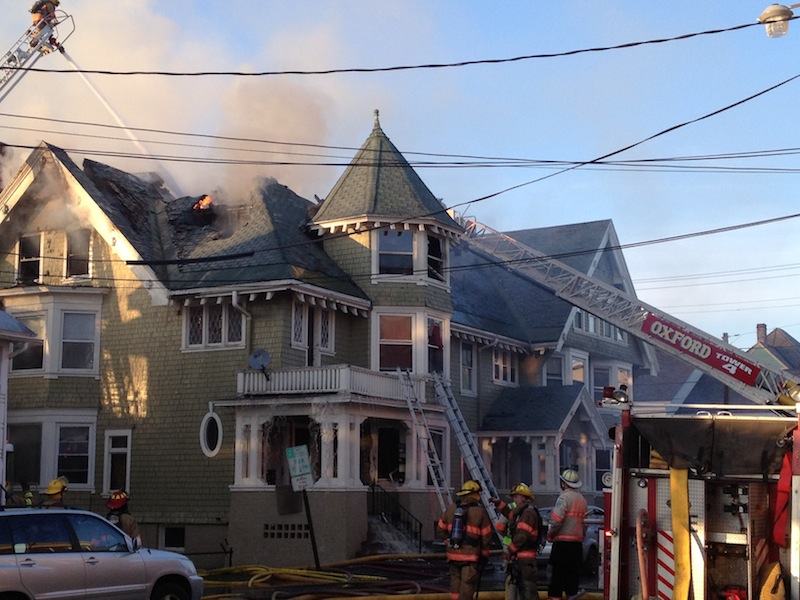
[633,324,800,408]
[0,309,39,495]
[0,111,654,566]
[748,323,800,379]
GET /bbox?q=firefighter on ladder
[30,0,60,28]
[437,480,493,600]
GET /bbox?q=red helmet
[106,490,129,509]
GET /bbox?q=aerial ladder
[0,10,75,104]
[456,215,798,407]
[456,214,800,599]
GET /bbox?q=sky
[1,1,799,351]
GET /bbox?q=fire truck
[457,216,800,600]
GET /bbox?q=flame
[193,194,212,210]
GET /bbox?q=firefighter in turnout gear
[493,483,541,600]
[30,0,59,29]
[106,490,142,544]
[547,468,587,600]
[437,480,493,600]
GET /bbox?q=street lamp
[758,4,800,37]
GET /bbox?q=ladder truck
[0,10,74,104]
[457,215,800,599]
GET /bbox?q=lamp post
[758,3,800,37]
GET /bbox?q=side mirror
[131,536,141,552]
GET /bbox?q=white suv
[0,508,203,600]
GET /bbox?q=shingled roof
[310,110,459,231]
[480,383,588,432]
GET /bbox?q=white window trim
[492,348,518,387]
[567,350,589,385]
[291,300,307,350]
[8,408,97,491]
[460,340,477,396]
[5,292,103,378]
[182,301,246,351]
[371,308,450,377]
[102,428,132,496]
[318,307,335,355]
[370,228,450,288]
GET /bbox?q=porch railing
[368,483,423,554]
[237,364,427,401]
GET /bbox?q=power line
[8,22,761,78]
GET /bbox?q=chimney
[757,323,767,344]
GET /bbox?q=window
[546,356,563,386]
[66,229,90,278]
[61,312,95,370]
[460,341,476,394]
[493,349,517,385]
[57,426,90,485]
[571,356,586,384]
[185,302,245,349]
[17,234,41,285]
[573,310,626,343]
[103,430,131,494]
[292,302,334,355]
[427,318,444,374]
[379,315,413,371]
[378,230,414,275]
[592,367,611,403]
[5,293,102,377]
[7,411,96,489]
[291,300,306,348]
[200,413,222,458]
[374,228,449,285]
[427,234,445,282]
[10,314,44,371]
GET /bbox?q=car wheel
[582,545,599,577]
[151,581,189,600]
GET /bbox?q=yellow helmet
[456,480,481,497]
[45,476,68,495]
[560,468,582,489]
[510,482,533,499]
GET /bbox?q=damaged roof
[46,144,366,299]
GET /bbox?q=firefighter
[500,483,541,600]
[546,468,588,600]
[437,480,493,600]
[40,476,68,507]
[106,490,142,544]
[30,0,60,29]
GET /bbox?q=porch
[237,363,429,402]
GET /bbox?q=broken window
[427,234,445,281]
[17,234,41,284]
[66,229,90,278]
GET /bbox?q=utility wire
[7,21,762,78]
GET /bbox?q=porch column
[317,419,336,485]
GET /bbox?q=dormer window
[16,229,92,284]
[373,227,449,285]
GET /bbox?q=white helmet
[560,468,582,489]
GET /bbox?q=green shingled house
[0,112,655,566]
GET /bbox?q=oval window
[200,411,222,457]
